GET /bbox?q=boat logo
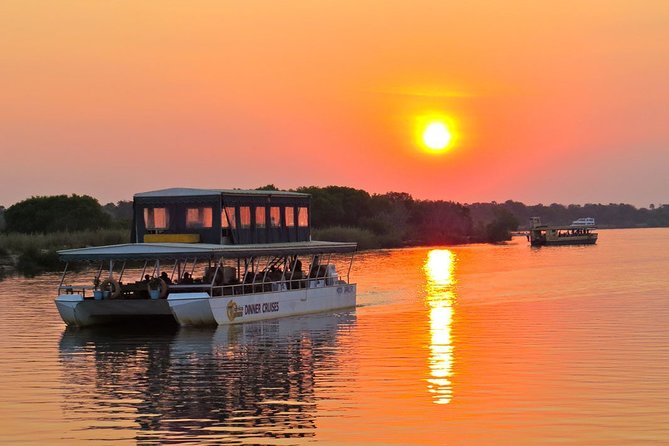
[227,301,243,321]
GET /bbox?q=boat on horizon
[527,216,598,247]
[55,188,357,327]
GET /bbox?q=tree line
[2,189,669,248]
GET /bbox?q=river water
[1,229,669,445]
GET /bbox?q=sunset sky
[1,1,668,207]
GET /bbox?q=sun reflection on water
[424,249,456,405]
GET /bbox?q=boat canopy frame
[57,240,357,298]
[58,241,357,262]
[58,250,356,299]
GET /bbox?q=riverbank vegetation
[0,195,129,278]
[298,187,669,246]
[0,229,129,277]
[1,187,668,278]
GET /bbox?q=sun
[414,113,458,154]
[423,122,452,151]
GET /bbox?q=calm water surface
[1,229,669,444]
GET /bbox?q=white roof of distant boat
[134,187,309,198]
[58,241,357,261]
[571,217,595,226]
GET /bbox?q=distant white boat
[571,217,595,227]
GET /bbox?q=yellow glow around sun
[423,122,452,150]
[415,114,457,154]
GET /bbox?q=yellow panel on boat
[144,234,200,243]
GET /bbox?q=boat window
[240,206,251,229]
[270,206,281,228]
[255,206,266,228]
[298,207,309,227]
[186,207,213,228]
[144,207,170,230]
[285,206,295,227]
[223,207,236,229]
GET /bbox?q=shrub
[0,228,129,275]
[16,248,60,277]
[5,194,112,233]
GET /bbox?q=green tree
[409,200,473,244]
[256,184,280,191]
[361,192,414,246]
[103,200,133,228]
[485,208,519,242]
[296,186,372,228]
[5,195,111,233]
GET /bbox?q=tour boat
[527,216,598,246]
[54,188,357,327]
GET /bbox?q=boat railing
[168,273,348,295]
[206,274,348,297]
[59,273,350,299]
[57,285,95,297]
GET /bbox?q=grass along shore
[0,226,385,279]
[0,228,129,278]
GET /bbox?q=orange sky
[1,1,669,207]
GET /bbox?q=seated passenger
[268,266,283,282]
[242,271,255,293]
[287,259,301,275]
[160,271,172,285]
[309,256,324,279]
[180,272,193,284]
[203,267,213,283]
[287,260,304,289]
[292,258,302,273]
[221,266,237,285]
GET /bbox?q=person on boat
[202,266,223,287]
[287,257,304,289]
[293,258,302,273]
[160,271,172,285]
[214,268,225,287]
[203,267,213,283]
[180,272,193,284]
[143,274,151,282]
[309,256,319,278]
[268,265,283,282]
[309,255,326,279]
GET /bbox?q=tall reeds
[0,228,129,253]
[0,229,129,277]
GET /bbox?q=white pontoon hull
[55,295,174,327]
[168,284,356,326]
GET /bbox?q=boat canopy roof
[134,187,308,199]
[532,225,597,230]
[58,241,357,262]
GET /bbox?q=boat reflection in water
[58,311,355,444]
[424,249,456,405]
